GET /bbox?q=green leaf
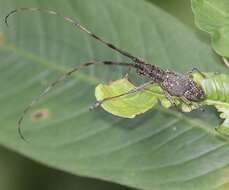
[1,0,229,190]
[191,0,229,57]
[194,73,229,134]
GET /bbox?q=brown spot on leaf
[31,109,49,121]
[0,33,5,45]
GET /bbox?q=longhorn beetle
[5,8,206,141]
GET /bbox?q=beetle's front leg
[186,68,206,78]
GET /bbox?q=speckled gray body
[136,63,205,102]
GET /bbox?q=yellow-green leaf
[95,79,159,118]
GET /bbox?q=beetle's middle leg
[163,91,178,107]
[180,96,204,111]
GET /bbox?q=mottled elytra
[5,8,205,141]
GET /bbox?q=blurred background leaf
[191,0,229,57]
[147,0,195,27]
[0,146,129,190]
[0,0,229,190]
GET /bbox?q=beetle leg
[187,68,206,78]
[180,96,205,111]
